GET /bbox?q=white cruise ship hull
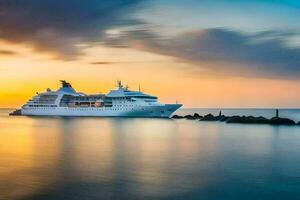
[21,104,182,118]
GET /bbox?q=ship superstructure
[20,80,182,118]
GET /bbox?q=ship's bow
[163,104,182,118]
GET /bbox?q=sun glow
[1,39,300,108]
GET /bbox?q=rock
[184,115,197,120]
[219,115,230,122]
[172,115,184,119]
[193,113,203,119]
[253,116,270,124]
[9,109,22,116]
[172,114,202,120]
[226,116,269,124]
[269,117,295,125]
[200,113,220,121]
[297,121,300,126]
[200,113,229,121]
[226,116,244,123]
[226,116,295,126]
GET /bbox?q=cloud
[90,62,116,65]
[1,0,300,79]
[0,0,145,59]
[167,29,300,78]
[103,28,300,79]
[89,60,171,65]
[0,50,17,55]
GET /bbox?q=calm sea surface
[1,108,300,200]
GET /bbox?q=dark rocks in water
[199,113,229,121]
[226,115,295,125]
[172,115,184,119]
[172,112,297,126]
[256,116,270,123]
[226,116,269,124]
[193,113,202,119]
[269,117,295,125]
[200,113,220,121]
[184,114,197,120]
[219,115,230,122]
[9,109,22,116]
[172,113,202,120]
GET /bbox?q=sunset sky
[1,0,300,108]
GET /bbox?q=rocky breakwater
[226,115,296,125]
[172,113,202,120]
[172,111,298,126]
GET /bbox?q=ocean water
[1,108,300,200]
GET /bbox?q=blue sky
[140,0,300,33]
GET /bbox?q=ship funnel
[60,80,72,88]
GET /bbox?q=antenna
[117,80,122,89]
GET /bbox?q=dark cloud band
[103,28,300,79]
[0,0,145,59]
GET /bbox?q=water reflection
[1,110,300,200]
[0,117,62,200]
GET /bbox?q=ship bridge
[107,81,157,99]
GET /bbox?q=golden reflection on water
[1,110,300,199]
[68,119,115,182]
[104,119,220,198]
[0,117,62,200]
[3,110,298,200]
[0,114,219,199]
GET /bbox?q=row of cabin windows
[28,104,146,108]
[26,107,159,113]
[27,107,160,112]
[27,107,135,110]
[60,104,111,108]
[60,95,103,101]
[111,96,157,99]
[28,105,57,107]
[27,107,56,110]
[34,102,56,104]
[61,107,137,111]
[39,95,58,98]
[114,104,137,107]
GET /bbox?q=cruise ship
[18,80,182,118]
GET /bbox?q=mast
[117,80,123,89]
